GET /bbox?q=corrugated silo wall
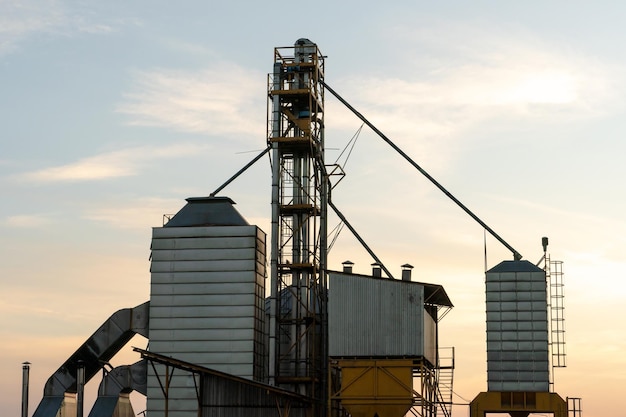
[147,225,267,417]
[328,273,435,363]
[486,260,549,392]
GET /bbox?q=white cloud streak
[0,0,65,54]
[16,143,210,183]
[0,1,134,55]
[3,214,51,228]
[117,65,265,140]
[333,22,617,144]
[83,197,182,230]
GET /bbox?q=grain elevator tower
[267,38,328,413]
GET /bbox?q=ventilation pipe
[342,260,354,273]
[77,361,85,417]
[21,362,30,417]
[401,264,414,281]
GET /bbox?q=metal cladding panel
[152,248,262,262]
[152,225,260,238]
[151,235,260,250]
[151,282,257,295]
[150,259,261,273]
[150,339,254,353]
[149,328,257,341]
[199,372,308,417]
[151,270,264,284]
[328,273,426,358]
[148,223,267,417]
[485,260,549,392]
[150,305,257,318]
[423,312,437,363]
[150,316,256,330]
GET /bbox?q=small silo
[470,259,568,417]
[146,196,267,416]
[485,260,549,391]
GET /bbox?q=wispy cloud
[332,22,617,144]
[3,214,51,228]
[117,64,266,141]
[83,197,183,230]
[0,1,136,55]
[16,143,209,183]
[0,0,65,54]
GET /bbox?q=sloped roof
[164,196,249,227]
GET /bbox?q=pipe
[209,146,270,197]
[21,362,30,417]
[268,61,282,385]
[77,361,85,417]
[328,199,395,279]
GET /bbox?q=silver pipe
[21,362,30,417]
[268,61,282,385]
[77,361,85,417]
[209,147,270,197]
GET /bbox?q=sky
[1,1,625,416]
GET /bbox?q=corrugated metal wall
[486,261,550,392]
[200,373,308,417]
[147,225,266,416]
[328,273,434,362]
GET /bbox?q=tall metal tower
[267,39,328,413]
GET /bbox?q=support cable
[333,123,364,169]
[322,81,522,261]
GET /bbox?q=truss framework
[268,40,328,416]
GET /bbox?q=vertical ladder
[548,258,566,369]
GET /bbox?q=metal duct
[32,301,149,417]
[87,360,147,417]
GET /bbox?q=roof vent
[401,263,414,281]
[342,260,354,274]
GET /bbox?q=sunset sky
[2,1,626,416]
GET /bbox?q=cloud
[117,64,266,140]
[83,197,183,230]
[16,143,210,183]
[3,214,51,228]
[0,0,65,54]
[331,21,616,144]
[0,1,135,55]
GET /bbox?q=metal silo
[470,259,568,417]
[147,196,267,416]
[485,260,549,391]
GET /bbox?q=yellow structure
[470,391,567,417]
[331,359,414,417]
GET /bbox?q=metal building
[328,268,454,417]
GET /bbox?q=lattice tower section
[267,39,328,413]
